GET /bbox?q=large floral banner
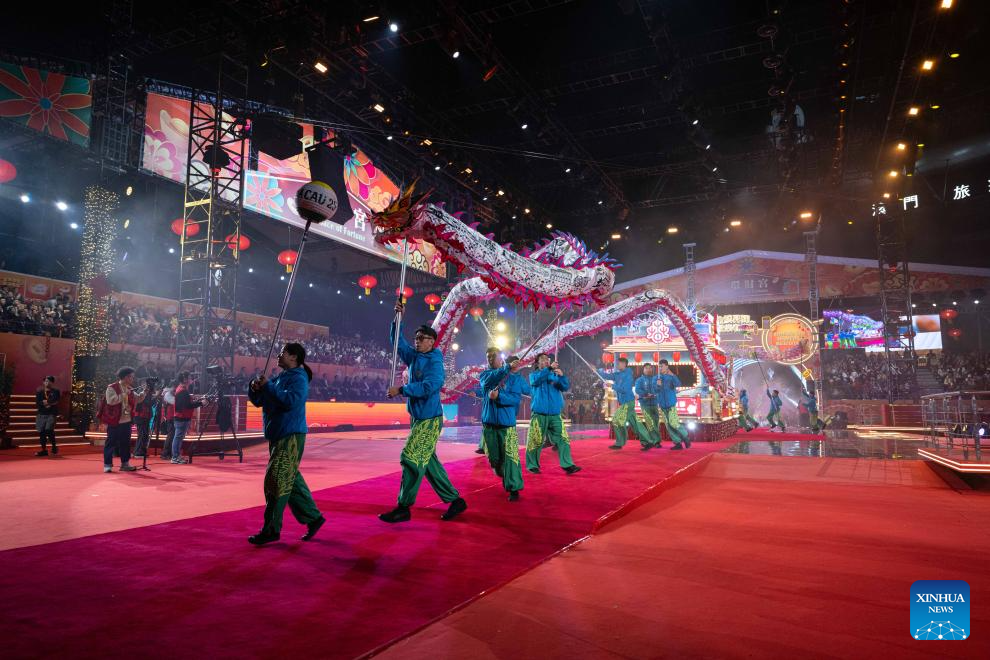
[0,62,92,146]
[141,92,445,277]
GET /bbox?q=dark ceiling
[2,0,989,283]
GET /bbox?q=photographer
[133,378,159,458]
[168,372,207,465]
[34,376,60,457]
[99,367,147,473]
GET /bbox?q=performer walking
[800,386,825,434]
[527,353,582,474]
[380,300,467,523]
[479,349,528,500]
[246,343,325,545]
[657,360,690,449]
[598,357,650,449]
[766,388,786,432]
[634,364,663,450]
[34,376,59,457]
[737,388,758,431]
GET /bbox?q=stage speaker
[252,116,304,160]
[75,356,98,380]
[306,138,354,224]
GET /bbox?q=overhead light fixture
[19,193,29,203]
[168,248,175,254]
[667,226,679,234]
[896,142,907,151]
[125,186,133,196]
[799,211,813,218]
[847,220,854,225]
[363,15,380,22]
[511,214,517,219]
[888,170,898,178]
[546,223,553,229]
[949,52,960,58]
[281,275,286,281]
[69,222,79,229]
[524,208,530,214]
[940,0,952,8]
[497,189,505,196]
[729,219,742,227]
[611,233,621,240]
[711,166,718,172]
[452,50,460,59]
[908,106,920,116]
[434,165,441,170]
[597,200,603,205]
[917,143,925,147]
[564,167,571,173]
[56,201,68,211]
[482,196,488,201]
[930,103,940,109]
[373,103,385,113]
[123,218,130,229]
[883,192,891,199]
[422,138,432,146]
[389,22,399,33]
[386,135,393,140]
[248,267,253,273]
[520,123,528,130]
[705,144,711,150]
[314,61,328,73]
[309,283,314,288]
[691,119,699,126]
[921,59,934,71]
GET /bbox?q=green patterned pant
[262,433,322,536]
[397,416,460,508]
[659,406,690,446]
[767,410,785,430]
[611,401,650,447]
[737,407,758,430]
[639,405,663,447]
[483,425,524,492]
[526,413,576,470]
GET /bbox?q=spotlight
[314,61,328,73]
[667,226,679,234]
[564,167,571,173]
[280,275,285,281]
[949,52,960,58]
[520,123,528,130]
[940,0,952,8]
[452,50,460,59]
[373,103,385,113]
[69,222,79,229]
[358,294,362,299]
[907,106,920,116]
[498,306,506,313]
[434,165,441,170]
[883,193,891,199]
[512,214,517,219]
[363,15,380,22]
[888,170,898,178]
[55,201,68,211]
[483,196,488,201]
[611,233,621,240]
[730,219,742,227]
[168,248,175,254]
[494,335,508,349]
[800,211,814,219]
[711,166,718,172]
[687,421,697,430]
[336,290,341,294]
[19,193,29,203]
[546,223,553,229]
[451,342,460,351]
[921,59,934,71]
[309,283,314,288]
[497,189,505,196]
[598,200,603,205]
[125,186,133,196]
[691,119,699,126]
[896,142,907,151]
[496,321,506,331]
[123,219,130,229]
[523,208,530,214]
[386,135,393,140]
[248,267,253,273]
[847,220,854,225]
[389,22,399,33]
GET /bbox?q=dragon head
[371,180,433,244]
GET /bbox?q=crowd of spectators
[929,351,990,391]
[822,351,924,399]
[108,300,176,347]
[0,285,74,336]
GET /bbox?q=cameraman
[133,378,159,458]
[169,372,210,464]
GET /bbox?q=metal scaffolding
[683,243,697,311]
[876,211,917,402]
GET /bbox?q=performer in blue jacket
[479,348,530,500]
[800,385,825,433]
[737,388,758,431]
[767,388,785,432]
[598,356,650,449]
[380,301,466,523]
[657,360,690,449]
[527,353,582,474]
[634,363,663,450]
[246,343,324,545]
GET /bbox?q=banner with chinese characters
[0,61,92,146]
[140,92,445,277]
[0,269,76,301]
[615,252,990,305]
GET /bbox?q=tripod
[190,378,242,463]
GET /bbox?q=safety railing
[920,391,990,461]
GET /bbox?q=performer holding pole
[766,388,786,432]
[380,299,467,523]
[657,359,690,449]
[479,349,529,500]
[634,364,663,450]
[598,356,651,450]
[389,241,410,389]
[527,353,582,474]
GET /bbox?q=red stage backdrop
[0,334,75,394]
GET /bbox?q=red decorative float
[170,218,200,238]
[278,249,298,273]
[424,293,442,311]
[357,274,378,294]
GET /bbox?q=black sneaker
[35,449,49,457]
[51,446,59,455]
[302,515,326,541]
[247,532,280,546]
[608,444,622,450]
[507,490,520,502]
[440,497,467,521]
[527,467,541,474]
[670,444,683,451]
[378,507,411,523]
[564,465,582,475]
[474,448,485,454]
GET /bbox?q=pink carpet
[0,433,731,659]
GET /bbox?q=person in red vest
[169,372,207,464]
[100,367,147,473]
[160,384,176,460]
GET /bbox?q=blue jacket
[392,320,445,420]
[480,364,530,427]
[740,390,750,412]
[657,373,681,409]
[767,389,782,413]
[634,374,659,409]
[530,367,569,415]
[800,391,818,413]
[247,366,309,440]
[598,368,634,405]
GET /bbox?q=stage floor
[2,427,987,659]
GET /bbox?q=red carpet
[0,435,730,659]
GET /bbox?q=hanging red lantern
[277,249,298,273]
[469,306,484,320]
[424,293,442,311]
[940,308,958,321]
[357,274,378,294]
[225,233,250,252]
[170,218,200,238]
[672,351,681,362]
[395,286,414,302]
[634,352,643,362]
[619,353,627,360]
[0,159,16,183]
[949,328,963,339]
[602,352,614,365]
[653,352,660,362]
